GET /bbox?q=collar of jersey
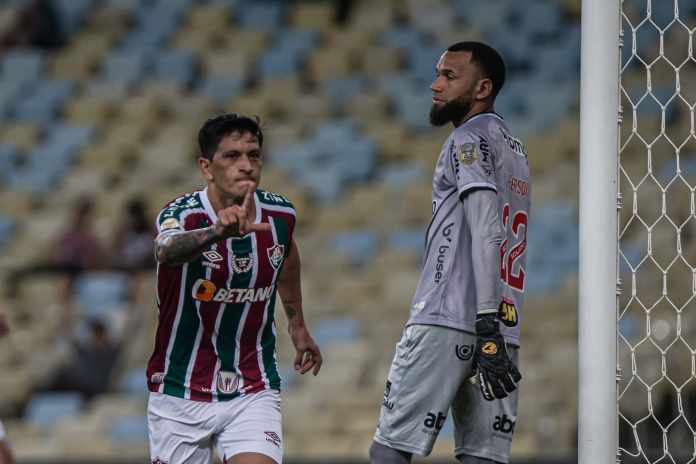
[200,187,262,229]
[460,111,504,127]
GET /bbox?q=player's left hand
[473,312,521,401]
[289,326,322,376]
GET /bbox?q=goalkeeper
[369,41,529,464]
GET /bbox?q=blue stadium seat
[118,368,147,396]
[380,163,425,186]
[408,45,442,84]
[332,230,379,267]
[110,415,149,444]
[299,167,345,203]
[388,228,424,254]
[235,2,286,31]
[392,91,431,131]
[101,51,153,84]
[155,49,197,86]
[332,138,376,183]
[273,28,320,55]
[375,73,420,100]
[0,215,16,251]
[26,392,83,428]
[53,0,94,35]
[321,77,365,107]
[197,77,245,101]
[257,49,304,77]
[0,144,19,185]
[14,79,75,125]
[1,50,44,82]
[380,26,426,51]
[74,272,130,315]
[311,317,360,346]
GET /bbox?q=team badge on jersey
[231,254,253,273]
[152,458,168,464]
[217,370,240,394]
[459,143,477,165]
[267,244,285,270]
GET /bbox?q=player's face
[429,51,487,126]
[199,130,263,201]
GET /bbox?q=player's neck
[207,184,255,217]
[453,103,494,128]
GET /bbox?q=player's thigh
[147,392,216,464]
[218,389,283,464]
[452,347,519,464]
[374,325,477,456]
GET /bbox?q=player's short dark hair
[447,41,506,99]
[198,113,264,160]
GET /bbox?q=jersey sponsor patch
[267,244,285,269]
[217,370,240,394]
[499,300,519,327]
[160,218,181,231]
[191,279,274,304]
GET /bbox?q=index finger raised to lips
[242,188,253,213]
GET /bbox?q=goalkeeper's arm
[461,188,521,400]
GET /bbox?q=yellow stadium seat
[290,2,334,31]
[361,46,404,74]
[0,123,41,152]
[360,120,410,161]
[351,1,397,34]
[187,4,231,32]
[307,48,354,81]
[171,26,225,53]
[219,29,269,56]
[324,28,376,55]
[63,96,115,127]
[202,49,250,79]
[118,95,166,128]
[50,52,98,81]
[344,93,390,125]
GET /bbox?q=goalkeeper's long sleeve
[461,188,504,315]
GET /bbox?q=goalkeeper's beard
[429,99,472,127]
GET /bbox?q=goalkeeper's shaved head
[446,41,506,100]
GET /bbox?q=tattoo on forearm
[155,227,218,265]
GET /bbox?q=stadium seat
[197,77,245,101]
[290,2,333,31]
[0,143,19,185]
[74,272,130,315]
[53,0,94,35]
[14,79,75,125]
[100,51,153,85]
[307,48,354,81]
[1,50,44,82]
[154,49,198,86]
[26,393,83,428]
[332,230,380,267]
[110,415,149,444]
[0,122,41,152]
[235,2,286,31]
[311,317,361,347]
[320,77,365,108]
[202,49,250,80]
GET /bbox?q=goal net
[618,0,696,462]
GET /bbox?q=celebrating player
[370,42,530,464]
[147,113,322,464]
[0,307,14,464]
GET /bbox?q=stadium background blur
[0,0,693,462]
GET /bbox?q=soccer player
[370,42,530,464]
[147,113,323,464]
[0,307,14,464]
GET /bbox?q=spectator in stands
[0,306,15,464]
[0,0,64,50]
[112,197,156,272]
[8,197,103,303]
[42,317,120,401]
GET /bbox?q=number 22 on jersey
[500,203,528,292]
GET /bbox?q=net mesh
[619,0,696,462]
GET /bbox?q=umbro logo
[203,250,224,262]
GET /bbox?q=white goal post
[579,0,621,464]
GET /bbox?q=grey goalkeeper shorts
[373,324,519,463]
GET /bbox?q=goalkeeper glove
[474,310,522,401]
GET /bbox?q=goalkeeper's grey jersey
[407,112,530,345]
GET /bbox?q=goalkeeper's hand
[473,310,521,401]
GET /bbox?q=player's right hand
[214,189,272,238]
[473,312,521,401]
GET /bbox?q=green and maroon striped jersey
[147,187,296,402]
